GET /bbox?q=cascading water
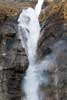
[17,1,67,100]
[18,0,44,100]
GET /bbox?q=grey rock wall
[0,15,28,100]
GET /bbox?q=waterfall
[18,0,44,100]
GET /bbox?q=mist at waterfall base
[18,0,49,100]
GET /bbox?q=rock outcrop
[0,2,29,100]
[37,2,67,100]
[37,2,67,59]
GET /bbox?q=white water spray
[18,0,44,100]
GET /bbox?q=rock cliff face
[37,2,67,59]
[0,1,67,100]
[0,2,29,100]
[37,2,67,100]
